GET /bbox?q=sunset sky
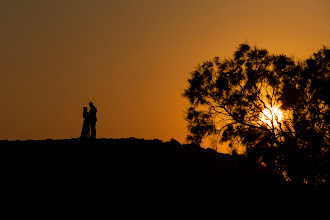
[1,0,329,151]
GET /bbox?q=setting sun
[260,105,283,127]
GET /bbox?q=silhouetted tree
[183,43,329,185]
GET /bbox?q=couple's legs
[90,121,96,138]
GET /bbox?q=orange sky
[1,0,329,151]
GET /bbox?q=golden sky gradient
[1,0,329,150]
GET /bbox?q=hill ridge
[3,138,286,200]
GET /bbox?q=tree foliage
[183,43,330,185]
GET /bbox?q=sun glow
[260,105,283,127]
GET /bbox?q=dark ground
[2,138,327,207]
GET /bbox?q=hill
[2,138,287,201]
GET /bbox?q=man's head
[89,102,93,107]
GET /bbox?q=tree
[183,43,329,185]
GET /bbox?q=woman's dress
[80,111,90,138]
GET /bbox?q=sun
[260,105,283,127]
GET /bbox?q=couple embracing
[80,102,97,139]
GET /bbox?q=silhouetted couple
[80,102,97,139]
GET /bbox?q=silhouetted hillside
[2,138,328,219]
[13,141,329,211]
[2,138,291,201]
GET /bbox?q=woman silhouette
[80,107,90,138]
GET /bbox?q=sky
[1,0,329,151]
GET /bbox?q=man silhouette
[89,102,97,138]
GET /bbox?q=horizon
[1,0,330,153]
